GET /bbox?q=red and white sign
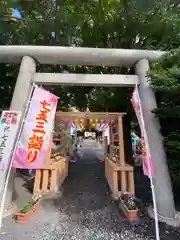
[13,87,58,169]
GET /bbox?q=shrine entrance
[33,110,134,200]
[1,45,174,223]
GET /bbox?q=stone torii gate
[0,46,175,222]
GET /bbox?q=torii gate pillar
[4,56,36,215]
[135,59,175,220]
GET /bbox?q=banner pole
[0,83,36,230]
[135,85,160,240]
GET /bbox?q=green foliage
[121,193,138,210]
[1,1,180,180]
[1,0,180,111]
[151,49,180,181]
[20,199,38,214]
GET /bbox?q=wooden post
[118,116,125,166]
[109,120,113,157]
[128,171,135,194]
[104,136,108,156]
[44,136,52,167]
[121,171,126,192]
[112,171,119,199]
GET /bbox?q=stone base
[148,205,180,227]
[3,202,17,218]
[41,190,63,200]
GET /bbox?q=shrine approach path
[2,140,180,239]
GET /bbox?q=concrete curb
[3,202,17,218]
[147,205,180,227]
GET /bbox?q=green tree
[151,49,180,184]
[1,0,180,220]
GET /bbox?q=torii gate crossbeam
[0,45,165,66]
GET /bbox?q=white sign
[84,131,96,139]
[0,111,21,197]
[0,85,35,231]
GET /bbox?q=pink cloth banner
[13,87,58,169]
[131,87,154,177]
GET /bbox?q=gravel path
[1,144,180,239]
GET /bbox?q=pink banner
[131,87,154,177]
[13,87,58,169]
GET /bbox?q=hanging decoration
[74,119,79,128]
[79,119,84,129]
[84,118,90,130]
[99,120,108,130]
[102,123,109,131]
[94,119,98,129]
[72,120,78,129]
[67,118,109,131]
[89,119,93,129]
[75,119,82,131]
[71,121,77,129]
[98,119,104,130]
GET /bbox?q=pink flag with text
[131,87,154,177]
[13,87,58,169]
